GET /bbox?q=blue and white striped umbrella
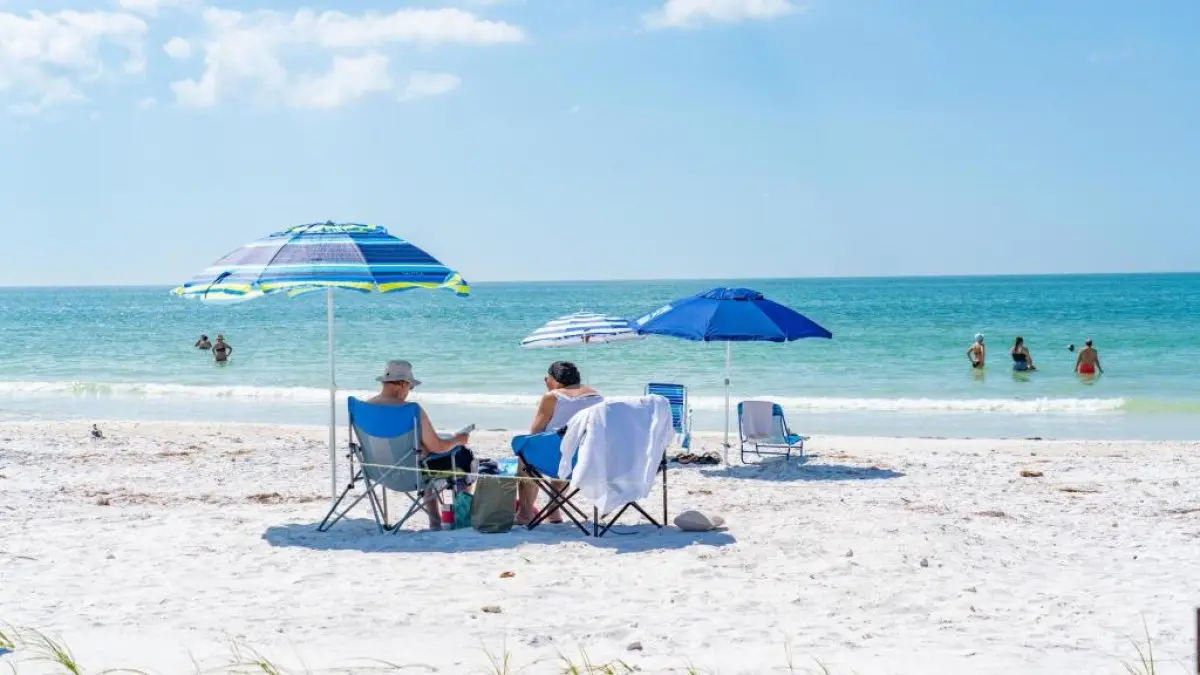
[173,221,468,503]
[521,312,642,348]
[174,221,468,302]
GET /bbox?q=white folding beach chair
[737,400,806,463]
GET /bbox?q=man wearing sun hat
[369,360,474,530]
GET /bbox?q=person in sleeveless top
[516,361,602,526]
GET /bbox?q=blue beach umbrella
[633,287,832,461]
[174,221,469,500]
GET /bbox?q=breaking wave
[0,380,1182,415]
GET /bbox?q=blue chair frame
[511,429,669,538]
[737,401,806,464]
[318,398,463,533]
[646,382,691,450]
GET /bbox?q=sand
[1,421,1198,674]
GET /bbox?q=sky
[0,0,1198,286]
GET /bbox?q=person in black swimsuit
[212,335,233,363]
[1011,336,1035,371]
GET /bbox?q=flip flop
[674,453,697,464]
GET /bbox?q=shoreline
[3,416,1197,444]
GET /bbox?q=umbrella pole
[723,341,731,464]
[327,288,337,502]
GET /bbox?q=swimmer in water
[1011,336,1035,372]
[966,333,986,369]
[195,335,212,350]
[212,335,233,363]
[1075,339,1103,376]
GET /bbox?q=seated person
[516,361,602,525]
[369,359,472,530]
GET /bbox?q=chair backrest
[347,397,425,493]
[646,382,688,435]
[738,400,788,443]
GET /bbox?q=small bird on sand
[90,424,104,439]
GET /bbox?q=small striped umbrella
[520,312,641,348]
[174,221,468,500]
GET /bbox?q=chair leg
[661,457,668,527]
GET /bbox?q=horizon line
[0,269,1196,290]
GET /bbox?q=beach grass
[0,621,1185,675]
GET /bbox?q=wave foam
[0,380,1152,415]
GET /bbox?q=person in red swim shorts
[1075,339,1103,376]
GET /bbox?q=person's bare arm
[419,408,468,456]
[1075,353,1082,373]
[530,394,556,434]
[1096,354,1103,374]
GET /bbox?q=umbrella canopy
[633,287,831,342]
[174,221,468,301]
[174,221,469,502]
[634,287,831,461]
[520,312,642,348]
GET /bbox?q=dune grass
[0,620,1187,675]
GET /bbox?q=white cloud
[170,7,522,108]
[118,0,187,16]
[289,53,393,109]
[643,0,799,30]
[400,71,460,101]
[163,36,191,59]
[0,9,147,114]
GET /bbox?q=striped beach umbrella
[520,312,641,348]
[174,221,469,501]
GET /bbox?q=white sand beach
[1,421,1197,674]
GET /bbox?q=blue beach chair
[318,398,465,534]
[511,409,670,538]
[646,382,691,450]
[737,400,806,463]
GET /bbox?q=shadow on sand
[263,518,735,554]
[702,455,905,482]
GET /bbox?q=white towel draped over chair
[560,396,675,515]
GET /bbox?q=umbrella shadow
[702,456,905,482]
[262,518,735,554]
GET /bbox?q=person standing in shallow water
[212,335,233,363]
[1075,339,1103,376]
[195,335,211,350]
[966,334,986,369]
[1011,336,1035,372]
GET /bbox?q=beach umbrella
[520,312,642,348]
[633,287,831,462]
[520,312,643,382]
[174,221,469,501]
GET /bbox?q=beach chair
[737,400,806,463]
[511,399,671,538]
[318,398,464,534]
[646,382,691,450]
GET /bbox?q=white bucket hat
[376,360,422,387]
[673,510,726,532]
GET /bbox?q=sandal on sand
[674,453,697,464]
[696,453,720,465]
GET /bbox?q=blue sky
[1,0,1197,285]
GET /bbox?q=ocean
[1,274,1197,440]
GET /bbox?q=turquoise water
[1,274,1198,439]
